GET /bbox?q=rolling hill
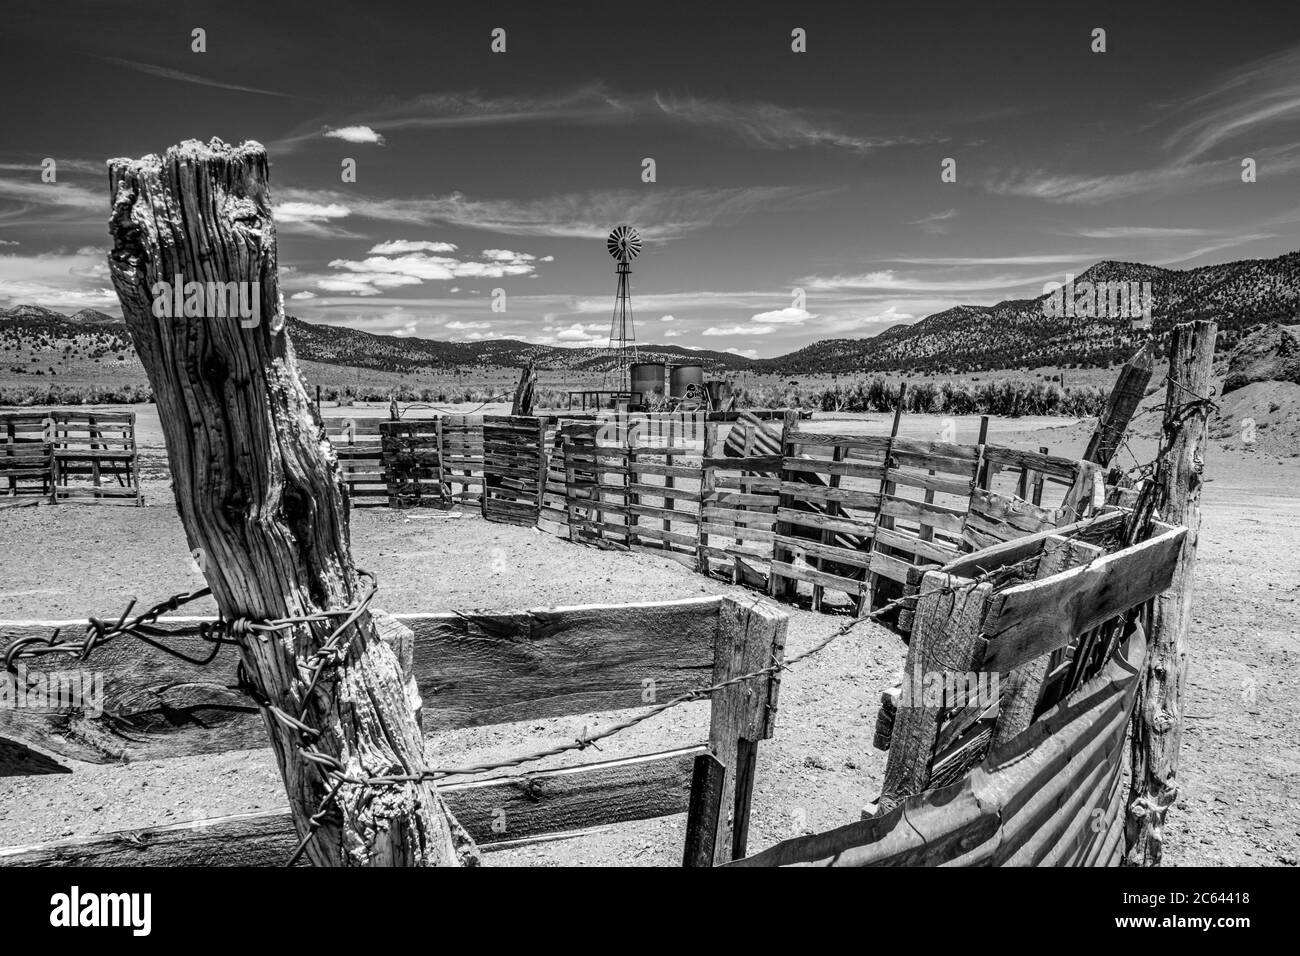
[3,250,1298,381]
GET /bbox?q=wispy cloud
[273,84,927,154]
[275,183,835,240]
[985,42,1300,205]
[97,56,291,98]
[1164,45,1300,162]
[907,208,957,235]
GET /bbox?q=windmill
[605,225,641,393]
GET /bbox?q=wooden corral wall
[319,409,1105,617]
[321,416,387,506]
[728,510,1184,867]
[0,410,141,506]
[527,412,1102,615]
[729,623,1146,866]
[0,595,787,866]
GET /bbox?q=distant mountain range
[4,251,1298,375]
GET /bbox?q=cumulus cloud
[702,324,774,336]
[277,201,351,223]
[323,125,386,145]
[317,244,551,295]
[370,240,457,254]
[751,307,812,324]
[445,320,491,330]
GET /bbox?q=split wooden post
[768,409,800,602]
[1124,320,1216,866]
[696,420,718,575]
[681,753,727,867]
[708,597,786,864]
[864,384,907,611]
[106,140,475,867]
[878,570,994,813]
[1085,340,1155,468]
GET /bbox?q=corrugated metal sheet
[728,625,1146,867]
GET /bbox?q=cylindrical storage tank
[630,362,666,404]
[669,363,705,399]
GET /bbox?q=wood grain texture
[107,140,467,866]
[990,536,1105,747]
[708,597,786,864]
[878,572,993,811]
[1125,320,1216,866]
[0,598,728,763]
[980,525,1184,673]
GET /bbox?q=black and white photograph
[0,0,1294,928]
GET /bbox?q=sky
[1,0,1299,358]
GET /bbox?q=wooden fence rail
[1,594,787,867]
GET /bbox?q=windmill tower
[605,225,641,392]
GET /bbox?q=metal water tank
[669,363,705,399]
[630,362,666,404]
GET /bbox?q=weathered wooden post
[1084,340,1155,468]
[107,139,476,867]
[1124,319,1216,866]
[511,361,537,416]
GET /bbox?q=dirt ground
[0,406,1296,866]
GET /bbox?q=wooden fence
[0,410,141,506]
[316,410,1105,618]
[728,508,1183,867]
[0,595,787,867]
[321,416,387,506]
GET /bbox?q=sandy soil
[0,407,1296,866]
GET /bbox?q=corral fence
[352,408,1110,616]
[731,508,1183,867]
[0,410,142,506]
[0,595,785,867]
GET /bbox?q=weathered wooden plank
[879,573,993,810]
[775,507,874,538]
[781,458,885,481]
[879,496,965,535]
[0,598,733,766]
[872,525,960,565]
[778,482,881,510]
[940,509,1125,580]
[771,535,873,568]
[0,746,705,866]
[769,560,866,595]
[990,536,1105,748]
[708,598,786,864]
[980,526,1185,673]
[682,753,727,867]
[785,430,892,452]
[865,550,915,584]
[982,445,1079,480]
